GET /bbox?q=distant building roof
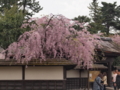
[75,64,108,69]
[97,37,120,56]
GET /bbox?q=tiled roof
[75,64,108,69]
[97,37,120,56]
[0,58,76,66]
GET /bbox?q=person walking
[112,69,118,90]
[116,71,120,90]
[102,72,107,90]
[93,73,104,90]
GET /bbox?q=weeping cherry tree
[5,15,100,68]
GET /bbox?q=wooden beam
[22,66,25,80]
[63,66,66,90]
[88,70,89,90]
[63,66,66,80]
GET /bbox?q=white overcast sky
[34,0,120,19]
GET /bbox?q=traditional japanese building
[0,37,120,90]
[66,37,120,90]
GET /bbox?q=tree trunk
[22,0,26,14]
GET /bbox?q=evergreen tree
[88,0,105,34]
[0,6,25,49]
[74,15,91,23]
[114,5,120,30]
[101,2,120,35]
[0,0,42,48]
[0,0,19,12]
[73,15,91,31]
[0,0,43,18]
[18,0,43,18]
[89,0,100,22]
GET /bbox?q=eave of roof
[0,58,76,66]
[75,64,108,69]
[97,37,120,56]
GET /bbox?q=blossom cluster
[5,15,100,68]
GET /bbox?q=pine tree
[0,0,19,12]
[73,15,91,31]
[88,0,105,34]
[0,0,43,48]
[0,6,25,49]
[0,0,43,18]
[101,2,119,35]
[18,0,43,18]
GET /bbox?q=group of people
[112,69,120,90]
[93,72,107,90]
[93,69,120,90]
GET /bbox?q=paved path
[69,89,92,90]
[67,87,114,90]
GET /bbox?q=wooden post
[22,66,25,89]
[108,61,112,87]
[79,69,81,89]
[22,66,25,80]
[63,66,66,90]
[63,66,66,80]
[88,70,89,90]
[106,57,114,87]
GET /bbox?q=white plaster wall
[0,66,22,80]
[25,66,63,80]
[81,70,88,77]
[67,69,79,78]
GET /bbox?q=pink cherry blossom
[5,15,100,68]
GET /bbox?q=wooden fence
[66,78,88,90]
[0,78,88,90]
[0,80,66,90]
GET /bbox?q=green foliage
[88,22,105,34]
[0,0,19,12]
[73,15,90,31]
[0,0,42,49]
[0,0,43,18]
[88,0,120,35]
[114,6,120,30]
[18,0,43,18]
[0,6,25,49]
[113,56,120,66]
[88,0,105,34]
[88,0,101,22]
[74,15,91,23]
[101,2,118,35]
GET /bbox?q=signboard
[89,71,100,82]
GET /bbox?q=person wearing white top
[112,70,118,90]
[102,72,107,90]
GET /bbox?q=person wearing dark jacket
[116,71,120,90]
[93,73,104,90]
